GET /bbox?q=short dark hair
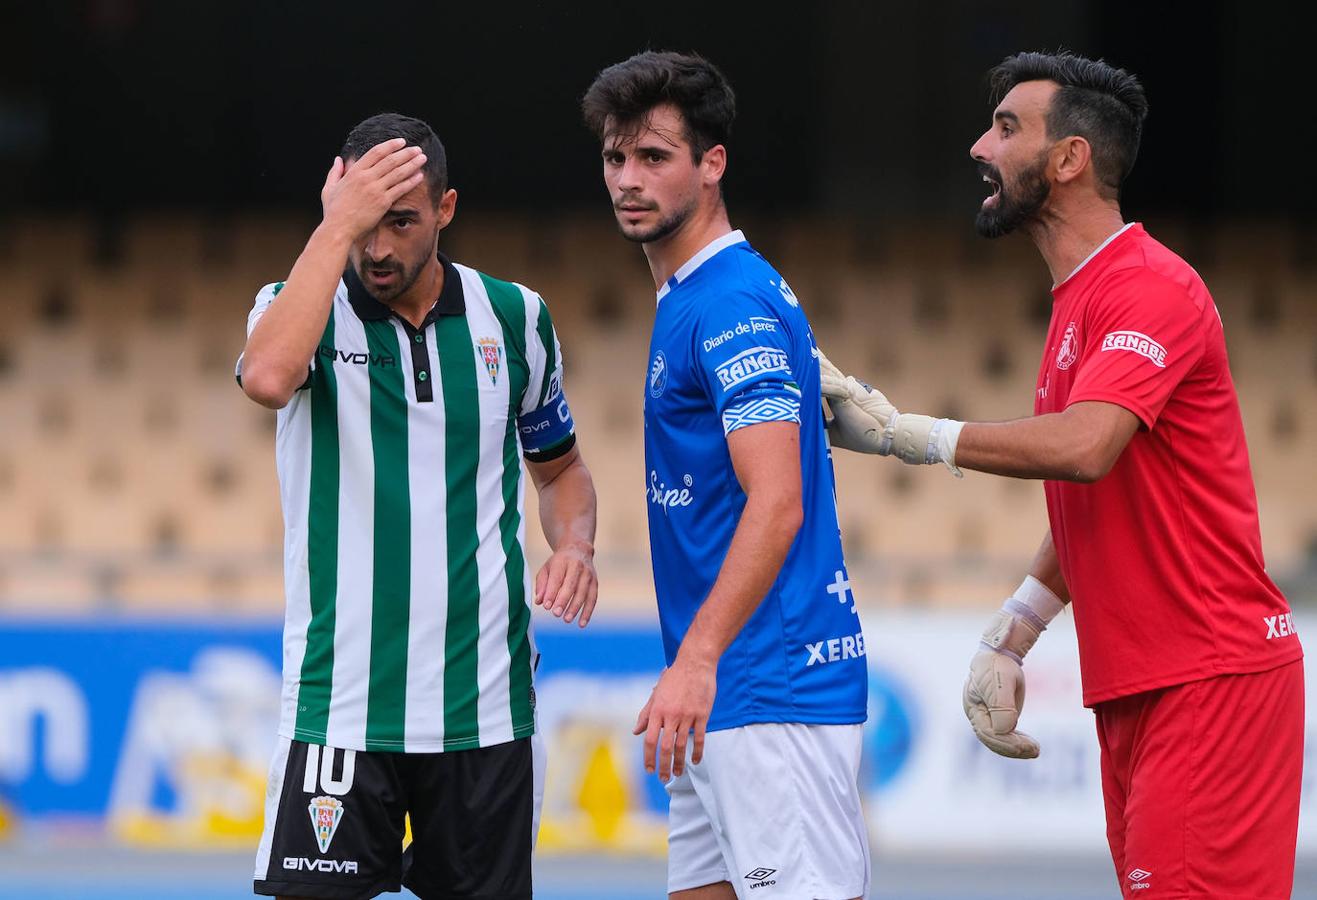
[989,51,1149,197]
[581,51,736,162]
[340,113,448,205]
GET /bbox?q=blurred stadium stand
[1,213,1313,615]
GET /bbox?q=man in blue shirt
[583,52,869,900]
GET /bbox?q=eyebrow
[603,142,676,158]
[994,110,1021,126]
[383,207,420,219]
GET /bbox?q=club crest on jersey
[308,796,344,854]
[476,337,502,385]
[772,278,800,308]
[649,350,668,398]
[1056,321,1079,370]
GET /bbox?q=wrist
[675,638,721,671]
[886,413,964,475]
[980,576,1065,663]
[313,219,357,252]
[560,538,595,559]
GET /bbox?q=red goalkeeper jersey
[1035,223,1302,706]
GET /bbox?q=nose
[969,130,992,163]
[363,227,391,263]
[617,154,645,193]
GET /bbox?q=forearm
[1025,530,1070,604]
[241,223,353,407]
[678,493,802,665]
[536,456,597,554]
[955,413,1107,482]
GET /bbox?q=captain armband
[519,392,576,462]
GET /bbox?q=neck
[388,255,444,328]
[642,200,733,290]
[1023,196,1127,286]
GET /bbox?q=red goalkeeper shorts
[1095,659,1304,900]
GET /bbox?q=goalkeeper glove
[962,576,1066,759]
[817,350,963,475]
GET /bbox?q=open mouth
[981,173,1002,208]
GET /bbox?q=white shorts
[666,722,870,899]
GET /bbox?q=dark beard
[975,154,1051,239]
[355,241,434,303]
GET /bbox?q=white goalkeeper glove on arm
[962,576,1066,759]
[817,350,963,475]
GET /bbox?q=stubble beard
[617,195,698,245]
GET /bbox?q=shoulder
[1088,260,1202,322]
[458,262,542,313]
[253,280,285,305]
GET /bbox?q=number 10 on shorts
[303,744,357,796]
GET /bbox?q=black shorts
[253,736,533,900]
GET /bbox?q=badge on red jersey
[1056,321,1079,370]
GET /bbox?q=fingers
[967,704,1038,758]
[634,693,654,735]
[964,654,1040,759]
[343,141,425,193]
[643,714,660,774]
[536,552,598,625]
[551,564,583,619]
[985,654,1023,733]
[355,136,408,168]
[368,144,425,184]
[691,717,707,766]
[323,156,344,191]
[382,156,427,193]
[671,718,691,778]
[537,559,565,610]
[819,361,849,399]
[533,564,548,607]
[658,716,677,782]
[576,578,599,628]
[560,562,598,624]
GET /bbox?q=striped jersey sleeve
[235,281,315,388]
[515,293,575,460]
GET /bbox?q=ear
[436,188,458,231]
[1053,136,1092,186]
[701,144,727,187]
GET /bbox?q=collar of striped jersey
[343,250,466,323]
[656,229,747,302]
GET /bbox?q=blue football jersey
[644,230,868,731]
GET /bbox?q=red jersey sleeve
[1067,268,1207,428]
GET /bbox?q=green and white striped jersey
[240,254,572,753]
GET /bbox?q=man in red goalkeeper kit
[821,50,1304,900]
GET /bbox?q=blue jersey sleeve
[693,290,802,435]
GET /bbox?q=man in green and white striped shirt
[239,114,597,900]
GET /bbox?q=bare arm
[1025,530,1069,604]
[962,529,1070,759]
[637,421,804,781]
[240,139,428,409]
[526,444,598,626]
[819,352,1141,484]
[678,422,803,662]
[954,401,1142,483]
